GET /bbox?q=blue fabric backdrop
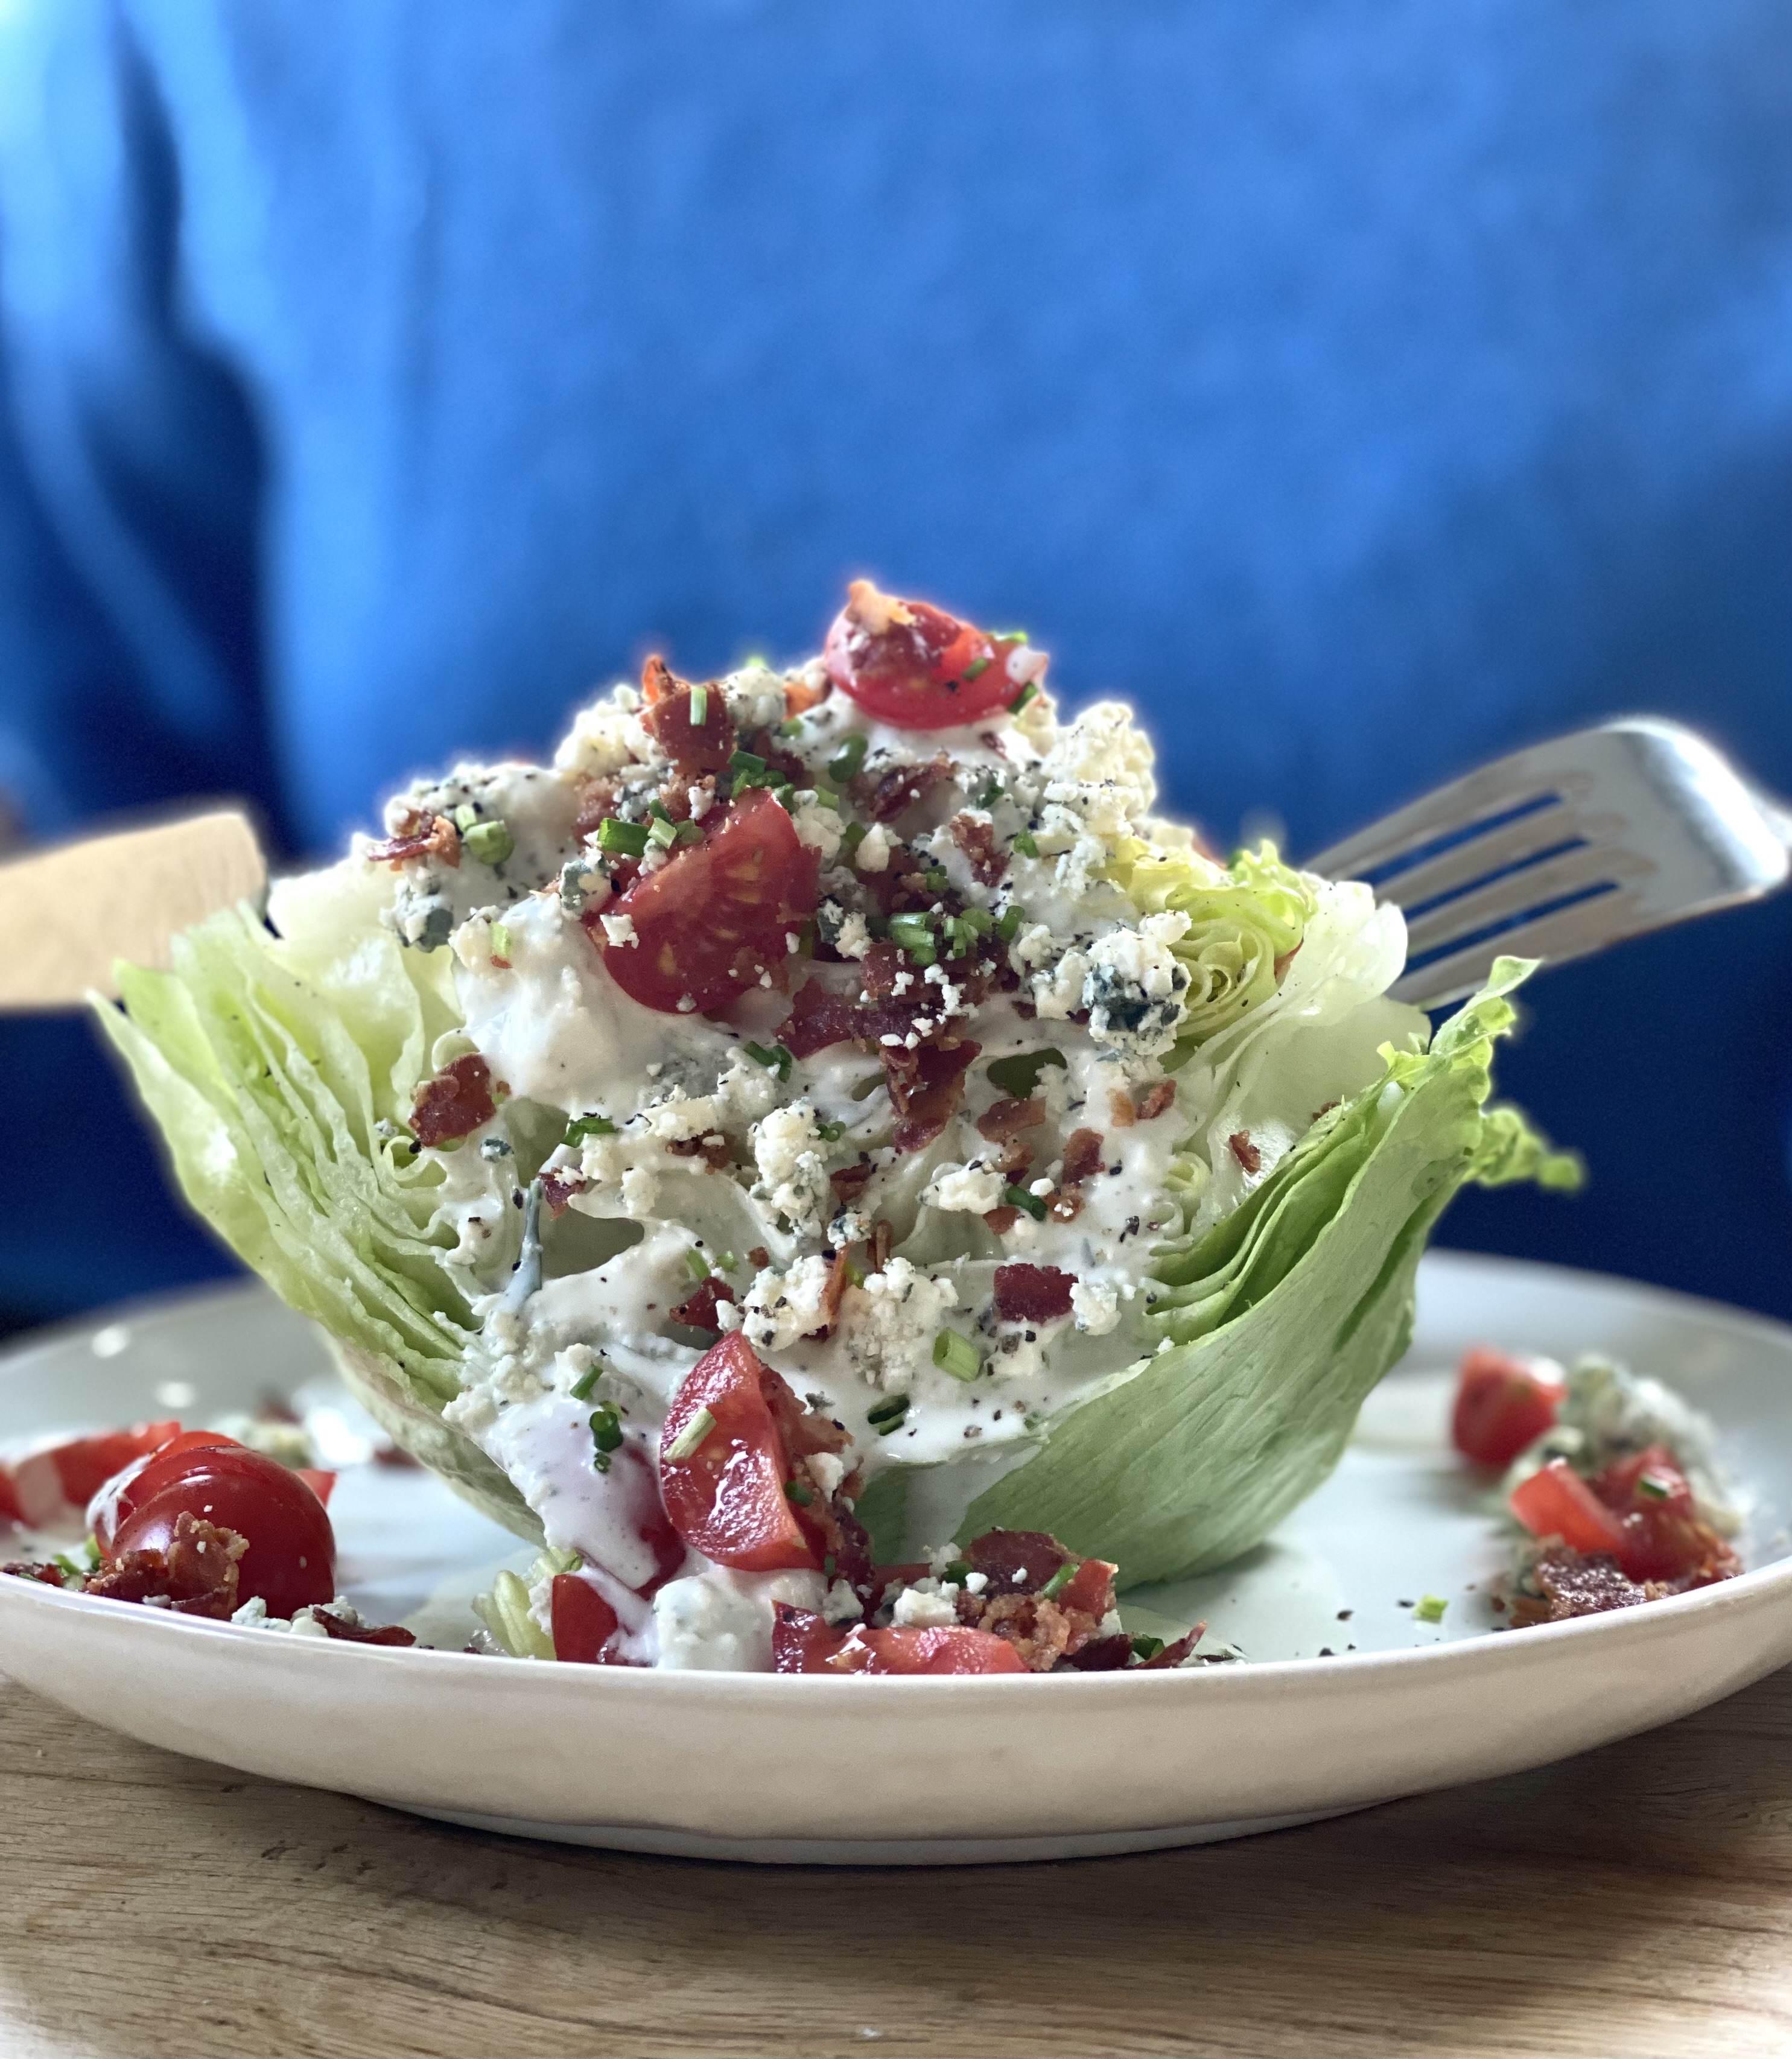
[0,0,1787,1323]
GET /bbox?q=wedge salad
[90,580,1582,1672]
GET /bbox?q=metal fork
[1303,719,1792,1010]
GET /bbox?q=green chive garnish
[569,1363,603,1401]
[932,1330,982,1383]
[1636,1471,1673,1502]
[647,815,678,849]
[995,903,1027,942]
[588,1403,624,1472]
[784,1477,815,1506]
[942,1559,972,1587]
[1009,681,1041,714]
[1413,1594,1447,1623]
[489,922,512,960]
[889,913,935,963]
[1003,1184,1049,1221]
[816,1118,847,1142]
[1129,1634,1166,1663]
[685,1249,711,1281]
[777,715,804,737]
[563,1113,617,1144]
[840,822,867,854]
[597,817,650,857]
[961,655,990,682]
[664,1407,716,1462]
[813,784,840,810]
[1039,1559,1079,1602]
[743,1041,793,1081]
[1012,830,1039,858]
[688,683,709,726]
[828,734,868,785]
[453,803,481,831]
[866,1394,910,1434]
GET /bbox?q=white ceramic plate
[1,1251,1789,1866]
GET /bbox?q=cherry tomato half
[823,580,1043,731]
[770,1605,1027,1675]
[88,1429,240,1553]
[591,787,819,1016]
[658,1333,817,1573]
[1508,1459,1628,1559]
[1592,1445,1733,1585]
[0,1420,181,1529]
[1451,1347,1566,1469]
[108,1445,335,1619]
[551,1572,622,1663]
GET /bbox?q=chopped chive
[51,1552,87,1583]
[728,748,767,781]
[564,1113,617,1144]
[453,802,481,831]
[685,1248,712,1281]
[828,734,869,785]
[744,1040,793,1081]
[932,1329,983,1383]
[888,913,935,959]
[1129,1634,1166,1663]
[489,922,512,960]
[866,1394,910,1433]
[1413,1594,1447,1623]
[824,1553,837,1579]
[985,1047,1064,1098]
[646,799,674,822]
[777,715,805,737]
[716,1250,739,1273]
[1636,1471,1674,1501]
[945,917,974,960]
[784,1477,815,1506]
[688,682,709,726]
[463,818,515,867]
[673,817,704,844]
[959,906,994,936]
[996,629,1029,644]
[1009,681,1041,714]
[812,784,840,810]
[961,655,990,682]
[995,903,1027,942]
[922,866,950,892]
[840,822,867,854]
[1012,830,1039,858]
[816,1118,847,1142]
[597,817,650,857]
[664,1407,717,1462]
[942,1559,972,1587]
[647,815,679,849]
[1003,1184,1048,1221]
[1039,1559,1079,1602]
[569,1363,603,1401]
[976,778,1003,809]
[588,1403,624,1472]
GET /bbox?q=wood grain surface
[0,1663,1787,2059]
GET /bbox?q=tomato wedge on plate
[1509,1459,1628,1559]
[824,579,1044,731]
[551,1572,622,1663]
[1451,1347,1566,1469]
[658,1333,818,1573]
[591,787,819,1015]
[0,1420,180,1529]
[771,1605,1027,1675]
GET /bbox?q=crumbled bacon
[571,774,621,842]
[1046,1188,1084,1224]
[1508,1546,1666,1627]
[2,1560,65,1587]
[977,1097,1046,1143]
[883,1039,981,1154]
[990,1135,1034,1179]
[830,1160,875,1206]
[670,1276,737,1332]
[84,1513,247,1619]
[1136,1625,1206,1669]
[363,811,460,870]
[1136,1080,1177,1122]
[784,670,830,717]
[1063,1634,1133,1671]
[948,813,1005,887]
[1228,1131,1262,1175]
[1108,1090,1136,1129]
[410,1054,497,1148]
[743,728,812,790]
[664,1135,733,1169]
[317,1611,418,1647]
[993,1263,1076,1325]
[950,1529,1119,1670]
[541,1170,587,1217]
[869,1220,894,1274]
[1061,1128,1105,1185]
[855,752,955,824]
[982,1205,1020,1235]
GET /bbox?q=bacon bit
[1136,1623,1206,1669]
[977,1097,1046,1142]
[784,670,830,718]
[363,811,460,870]
[670,1275,737,1332]
[1135,1080,1177,1122]
[1064,1634,1132,1671]
[1045,1188,1084,1224]
[1228,1131,1262,1175]
[783,980,869,1059]
[1061,1128,1105,1185]
[86,1514,247,1619]
[665,1135,733,1170]
[540,1171,587,1217]
[994,1263,1076,1325]
[964,1528,1070,1593]
[830,1161,874,1205]
[641,662,737,775]
[954,1529,1118,1670]
[2,1560,64,1587]
[856,752,955,824]
[743,728,812,790]
[410,1054,497,1149]
[1508,1546,1665,1628]
[884,1039,981,1154]
[818,1246,856,1334]
[991,1137,1034,1179]
[948,813,1005,887]
[317,1612,418,1647]
[1108,1089,1136,1129]
[982,1205,1021,1235]
[749,1246,771,1270]
[869,1220,894,1274]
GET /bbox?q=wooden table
[1,1664,1787,2059]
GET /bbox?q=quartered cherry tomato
[0,1420,180,1529]
[591,787,819,1016]
[551,1572,622,1663]
[1509,1459,1629,1560]
[104,1441,335,1619]
[1451,1347,1566,1469]
[823,579,1044,731]
[658,1334,817,1573]
[1592,1444,1735,1585]
[771,1605,1027,1675]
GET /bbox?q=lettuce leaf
[864,958,1580,1584]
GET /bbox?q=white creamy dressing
[338,647,1417,1668]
